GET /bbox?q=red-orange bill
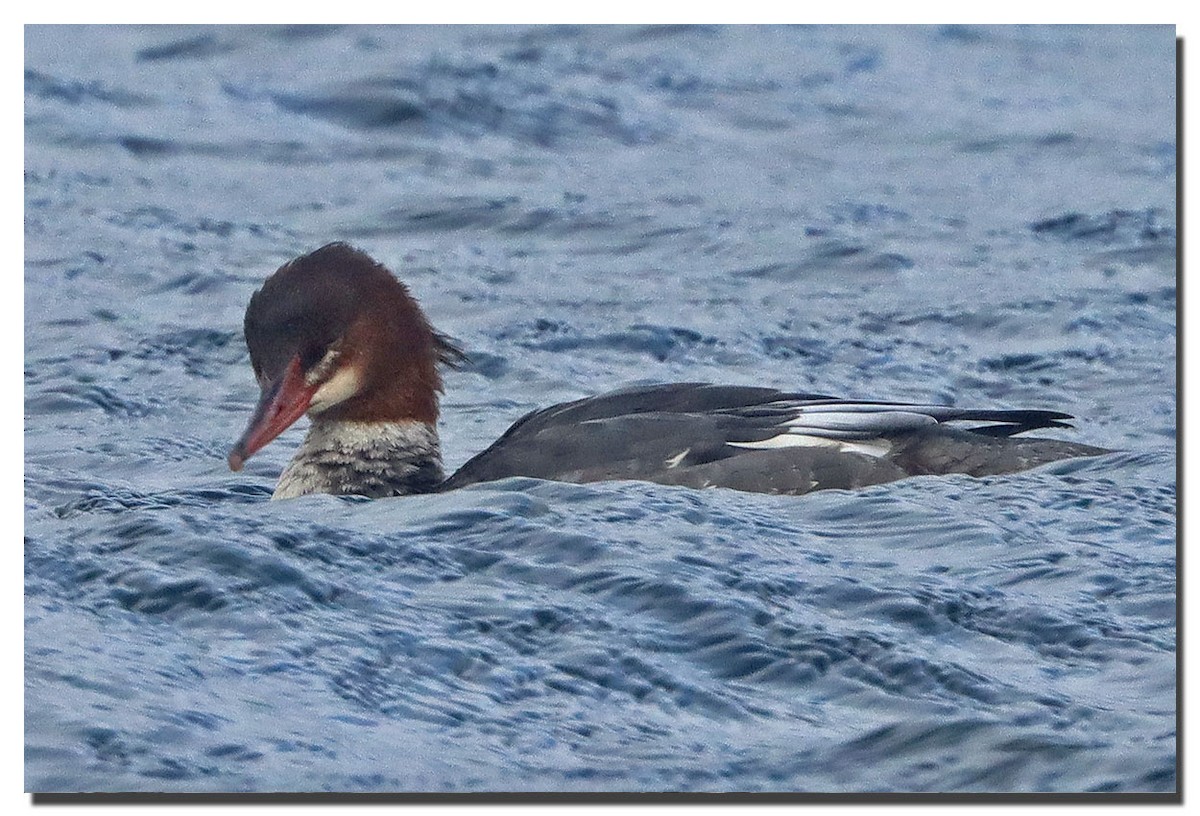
[228,356,317,471]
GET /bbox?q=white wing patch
[664,449,690,469]
[727,434,893,458]
[724,408,940,459]
[783,409,939,433]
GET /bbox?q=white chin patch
[307,364,363,415]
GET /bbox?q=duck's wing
[441,383,1091,492]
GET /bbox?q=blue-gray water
[24,25,1175,793]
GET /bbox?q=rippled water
[24,25,1176,793]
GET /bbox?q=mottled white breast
[273,420,443,499]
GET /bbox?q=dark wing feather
[442,383,1091,491]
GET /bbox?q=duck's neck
[273,419,444,500]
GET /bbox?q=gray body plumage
[439,383,1108,496]
[269,384,1106,499]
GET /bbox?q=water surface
[25,24,1176,793]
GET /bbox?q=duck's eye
[300,343,328,371]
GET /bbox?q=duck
[227,242,1108,500]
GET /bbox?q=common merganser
[228,243,1108,500]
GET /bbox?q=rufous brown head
[228,242,463,470]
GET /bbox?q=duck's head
[228,242,462,471]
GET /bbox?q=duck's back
[440,383,1107,495]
